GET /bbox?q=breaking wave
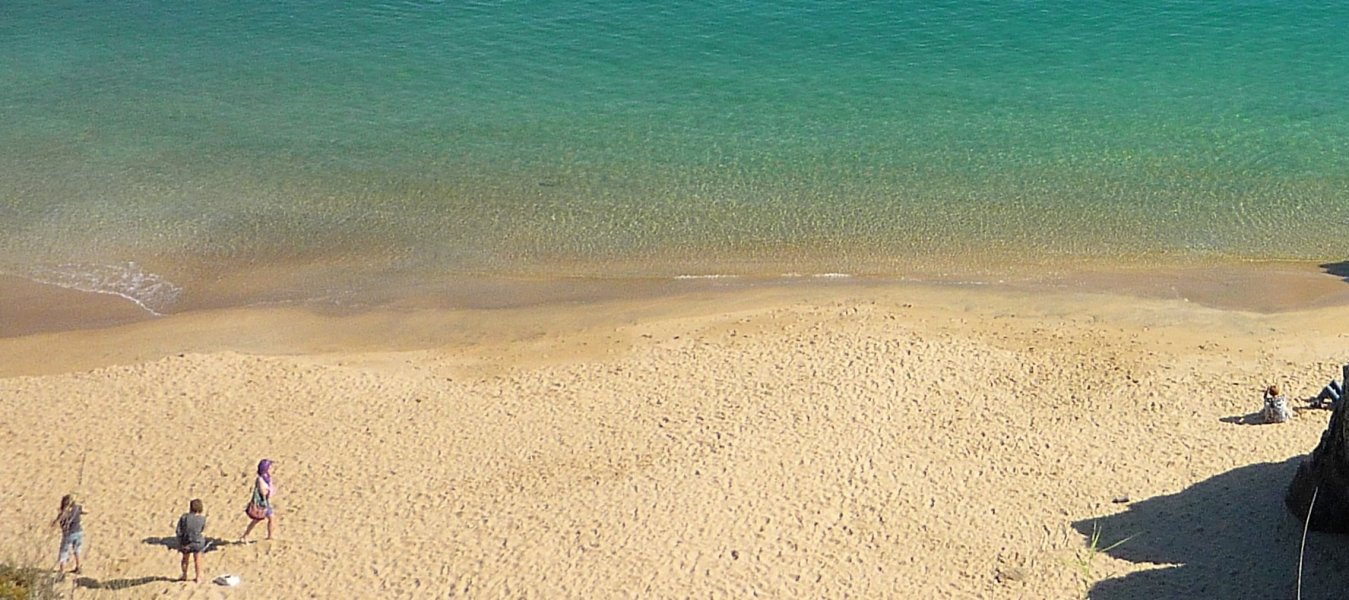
[20,262,183,316]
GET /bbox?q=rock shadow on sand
[1320,261,1349,283]
[1073,458,1349,600]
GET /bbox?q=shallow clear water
[2,1,1348,312]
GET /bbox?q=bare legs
[240,515,276,541]
[56,541,82,574]
[179,552,200,582]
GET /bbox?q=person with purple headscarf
[240,459,277,541]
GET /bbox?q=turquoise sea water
[2,1,1348,313]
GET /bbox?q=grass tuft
[0,561,59,600]
[1071,521,1134,599]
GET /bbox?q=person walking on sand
[175,499,207,583]
[50,494,85,574]
[241,459,277,541]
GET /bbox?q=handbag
[245,480,270,520]
[245,501,268,520]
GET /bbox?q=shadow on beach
[141,536,243,554]
[1320,261,1349,283]
[1074,458,1349,599]
[1219,404,1325,426]
[75,575,176,590]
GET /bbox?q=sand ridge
[3,282,1349,598]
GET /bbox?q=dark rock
[1286,390,1349,532]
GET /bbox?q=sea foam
[21,262,183,316]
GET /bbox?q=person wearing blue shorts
[50,494,85,574]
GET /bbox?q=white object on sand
[213,574,241,587]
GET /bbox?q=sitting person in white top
[1263,384,1291,424]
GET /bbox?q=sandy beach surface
[5,272,1349,598]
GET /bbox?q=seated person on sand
[1313,380,1342,409]
[1263,385,1291,424]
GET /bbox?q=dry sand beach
[5,268,1349,598]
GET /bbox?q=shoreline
[5,260,1349,380]
[4,258,1349,342]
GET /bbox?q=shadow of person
[1222,402,1324,426]
[141,536,240,554]
[75,575,176,590]
[1073,458,1349,599]
[1219,413,1267,425]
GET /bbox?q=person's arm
[51,507,72,528]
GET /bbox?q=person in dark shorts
[1314,380,1342,409]
[176,499,207,583]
